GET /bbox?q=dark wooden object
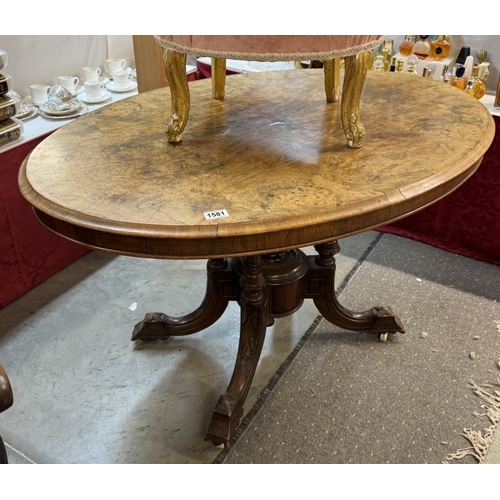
[18,70,495,448]
[0,364,13,464]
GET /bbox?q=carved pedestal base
[132,241,405,448]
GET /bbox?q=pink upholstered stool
[154,35,385,148]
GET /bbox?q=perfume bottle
[373,55,385,72]
[396,59,405,72]
[381,47,391,71]
[413,36,431,59]
[399,36,415,56]
[477,50,487,64]
[406,55,420,75]
[389,56,397,72]
[456,46,471,65]
[429,35,451,60]
[382,38,394,60]
[422,67,433,78]
[478,62,490,85]
[450,64,467,90]
[441,64,451,83]
[465,65,486,99]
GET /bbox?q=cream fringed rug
[215,233,500,464]
[446,378,500,463]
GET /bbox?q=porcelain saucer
[105,80,138,93]
[78,91,111,104]
[16,103,39,121]
[39,102,87,120]
[39,99,82,116]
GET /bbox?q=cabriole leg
[164,50,189,143]
[323,58,340,103]
[341,51,370,148]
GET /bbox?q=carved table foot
[131,258,239,341]
[309,241,405,340]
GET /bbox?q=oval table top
[19,70,495,259]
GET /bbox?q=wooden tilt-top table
[19,70,495,448]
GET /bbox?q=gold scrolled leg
[164,50,189,143]
[211,57,226,100]
[341,51,370,148]
[323,58,340,103]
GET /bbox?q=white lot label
[204,209,229,220]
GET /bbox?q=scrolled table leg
[131,259,238,341]
[308,242,405,336]
[205,254,271,448]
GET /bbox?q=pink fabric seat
[154,35,385,148]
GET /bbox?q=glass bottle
[381,48,390,71]
[396,59,405,72]
[406,55,420,75]
[373,55,385,72]
[399,36,415,56]
[478,62,490,85]
[441,64,452,84]
[422,67,433,78]
[429,35,451,60]
[413,36,431,59]
[389,56,397,72]
[450,64,467,90]
[379,39,393,71]
[465,65,486,99]
[477,50,487,64]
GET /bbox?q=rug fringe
[445,376,500,464]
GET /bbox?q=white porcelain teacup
[112,70,130,90]
[47,85,74,107]
[106,58,126,76]
[58,75,79,93]
[82,66,102,82]
[29,84,50,105]
[84,80,105,101]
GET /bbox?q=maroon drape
[0,134,90,309]
[378,115,500,267]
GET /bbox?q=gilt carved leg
[307,242,405,336]
[131,259,238,341]
[341,51,370,148]
[164,50,190,143]
[211,57,226,100]
[323,58,340,103]
[205,255,270,448]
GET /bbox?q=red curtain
[378,115,500,267]
[0,134,90,309]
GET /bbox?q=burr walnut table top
[19,70,495,259]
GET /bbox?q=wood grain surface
[19,70,495,259]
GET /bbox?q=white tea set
[31,85,88,120]
[103,58,137,93]
[23,58,137,120]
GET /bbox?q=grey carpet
[215,233,500,464]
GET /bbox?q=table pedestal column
[132,241,405,447]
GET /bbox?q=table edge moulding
[18,70,495,447]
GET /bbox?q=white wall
[0,35,134,97]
